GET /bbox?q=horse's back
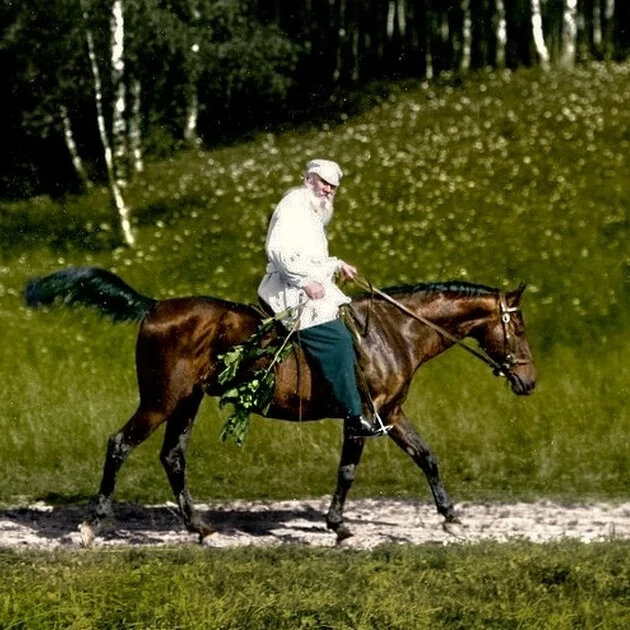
[136,296,261,398]
[143,296,259,339]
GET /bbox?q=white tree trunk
[60,104,92,190]
[183,3,202,144]
[440,11,449,44]
[604,0,615,58]
[593,0,602,47]
[560,0,578,67]
[425,37,434,80]
[184,89,199,145]
[460,0,471,73]
[110,0,128,186]
[387,1,395,40]
[495,0,507,67]
[397,0,406,37]
[85,24,134,247]
[129,78,144,172]
[531,0,550,68]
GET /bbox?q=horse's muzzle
[507,364,536,396]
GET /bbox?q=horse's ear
[507,283,527,306]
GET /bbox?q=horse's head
[476,285,536,395]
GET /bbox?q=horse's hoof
[198,531,215,545]
[335,526,354,544]
[78,521,97,548]
[197,524,217,544]
[442,519,467,539]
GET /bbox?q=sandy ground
[1,499,629,550]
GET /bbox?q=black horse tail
[24,266,157,323]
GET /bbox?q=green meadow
[1,59,629,629]
[1,542,629,629]
[1,61,628,507]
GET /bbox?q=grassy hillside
[0,61,628,507]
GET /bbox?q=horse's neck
[370,292,495,364]
[415,292,495,331]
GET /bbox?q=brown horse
[25,267,536,543]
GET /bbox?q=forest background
[2,1,629,211]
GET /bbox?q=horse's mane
[368,280,496,299]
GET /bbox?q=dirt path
[1,499,629,550]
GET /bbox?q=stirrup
[344,414,392,439]
[366,410,393,437]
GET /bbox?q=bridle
[353,278,530,379]
[495,292,532,377]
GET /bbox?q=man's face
[307,173,338,201]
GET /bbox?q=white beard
[305,183,334,226]
[317,196,334,226]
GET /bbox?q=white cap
[305,159,343,186]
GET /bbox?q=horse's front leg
[326,431,365,542]
[388,407,457,522]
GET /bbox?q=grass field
[1,541,629,629]
[0,61,628,507]
[0,61,629,627]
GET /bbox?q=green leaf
[217,315,296,445]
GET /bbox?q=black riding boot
[345,414,389,439]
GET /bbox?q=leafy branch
[218,316,295,445]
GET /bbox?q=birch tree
[531,0,551,68]
[495,0,507,67]
[123,0,170,175]
[424,1,434,80]
[593,0,602,48]
[460,0,472,73]
[603,0,616,59]
[60,104,92,189]
[84,4,134,247]
[110,0,129,188]
[182,2,202,145]
[560,0,578,66]
[128,78,144,173]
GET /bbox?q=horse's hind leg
[388,407,456,522]
[326,434,365,542]
[159,389,213,541]
[80,405,167,545]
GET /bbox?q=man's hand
[339,261,358,280]
[303,281,325,299]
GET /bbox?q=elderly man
[258,158,385,439]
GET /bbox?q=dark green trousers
[298,319,363,417]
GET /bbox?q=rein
[353,276,514,378]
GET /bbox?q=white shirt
[257,186,351,329]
